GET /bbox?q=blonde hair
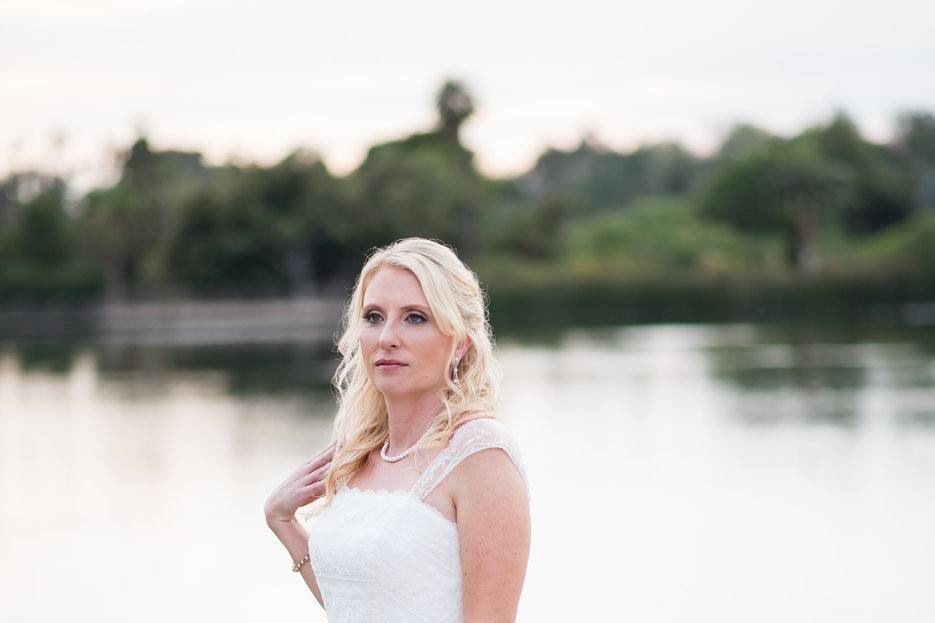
[306,237,501,515]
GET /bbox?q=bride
[264,237,531,622]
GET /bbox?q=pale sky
[3,0,934,190]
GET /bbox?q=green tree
[894,110,935,209]
[487,194,575,260]
[520,137,705,211]
[347,139,484,258]
[702,140,852,274]
[343,79,487,261]
[166,150,346,294]
[166,184,289,294]
[562,196,764,274]
[11,181,71,266]
[72,137,212,299]
[1,179,103,301]
[436,79,475,143]
[807,113,914,232]
[76,185,135,299]
[717,123,776,160]
[857,213,935,280]
[249,149,349,290]
[120,137,211,292]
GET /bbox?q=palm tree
[435,79,475,143]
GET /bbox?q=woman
[264,237,531,623]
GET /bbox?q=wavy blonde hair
[305,237,501,516]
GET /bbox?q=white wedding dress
[306,417,530,623]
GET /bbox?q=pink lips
[375,359,407,369]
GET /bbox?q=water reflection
[700,325,935,429]
[1,322,934,622]
[3,338,340,396]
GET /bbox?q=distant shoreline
[0,296,345,344]
[3,272,935,344]
[484,272,935,331]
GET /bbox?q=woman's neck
[384,392,443,453]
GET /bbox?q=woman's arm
[453,448,531,623]
[267,516,324,608]
[264,441,336,610]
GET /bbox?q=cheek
[358,335,381,363]
[359,325,379,346]
[409,331,452,364]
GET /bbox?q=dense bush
[561,196,772,274]
[856,214,935,278]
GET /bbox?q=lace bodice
[306,417,530,623]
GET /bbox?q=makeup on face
[359,267,454,394]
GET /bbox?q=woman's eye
[362,311,425,324]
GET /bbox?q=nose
[378,318,401,350]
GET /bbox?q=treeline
[2,80,935,309]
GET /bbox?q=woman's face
[360,266,455,398]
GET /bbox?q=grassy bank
[485,271,935,332]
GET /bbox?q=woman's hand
[264,441,337,525]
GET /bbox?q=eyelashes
[362,311,427,325]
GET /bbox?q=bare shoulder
[450,443,530,547]
[449,420,531,620]
[448,418,530,514]
[453,445,527,496]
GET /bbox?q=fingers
[289,442,335,479]
[305,441,338,465]
[301,441,338,473]
[301,461,332,485]
[299,481,326,502]
[313,440,338,460]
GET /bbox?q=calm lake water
[1,322,934,622]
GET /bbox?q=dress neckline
[343,417,495,495]
[339,484,458,528]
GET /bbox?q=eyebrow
[362,304,430,313]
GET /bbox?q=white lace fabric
[306,417,530,623]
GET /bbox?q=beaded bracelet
[292,553,310,572]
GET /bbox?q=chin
[374,379,434,397]
[373,379,410,394]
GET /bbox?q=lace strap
[412,418,530,501]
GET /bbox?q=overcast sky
[3,0,934,188]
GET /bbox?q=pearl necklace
[380,426,433,462]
